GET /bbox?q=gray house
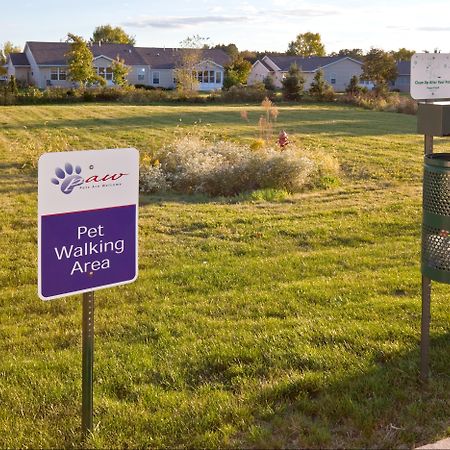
[6,41,229,91]
[248,55,364,92]
[390,61,411,92]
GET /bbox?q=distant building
[5,41,229,91]
[248,55,364,92]
[390,61,411,92]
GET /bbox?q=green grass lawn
[0,103,449,448]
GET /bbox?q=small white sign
[38,148,139,300]
[411,53,450,100]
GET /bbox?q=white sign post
[38,147,139,439]
[411,53,450,100]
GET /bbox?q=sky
[2,0,450,54]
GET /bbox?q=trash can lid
[425,153,450,168]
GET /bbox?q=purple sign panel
[38,148,139,300]
[40,205,137,298]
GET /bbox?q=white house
[248,55,364,92]
[6,42,229,91]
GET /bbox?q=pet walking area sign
[38,148,139,439]
[38,148,139,300]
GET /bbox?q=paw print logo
[51,163,84,194]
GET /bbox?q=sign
[38,148,139,300]
[411,53,450,100]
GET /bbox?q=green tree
[391,48,415,62]
[66,33,103,87]
[330,48,364,60]
[287,32,325,56]
[8,75,18,94]
[361,48,398,92]
[309,70,325,97]
[111,56,129,87]
[91,25,135,45]
[213,43,239,61]
[281,63,305,100]
[345,75,364,95]
[223,57,252,89]
[263,75,276,92]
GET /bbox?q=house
[390,61,411,92]
[248,55,364,92]
[5,41,229,91]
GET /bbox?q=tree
[281,63,305,100]
[91,25,135,45]
[329,48,364,60]
[309,70,325,97]
[263,75,276,92]
[391,48,415,62]
[66,33,103,87]
[345,75,364,95]
[0,41,21,75]
[213,43,239,61]
[309,70,335,101]
[287,32,325,57]
[361,48,398,92]
[223,57,252,89]
[111,56,129,87]
[174,35,208,94]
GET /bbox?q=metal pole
[420,275,431,382]
[421,134,433,382]
[82,291,94,439]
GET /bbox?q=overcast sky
[2,0,450,54]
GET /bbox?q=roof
[9,52,30,66]
[397,61,411,76]
[26,41,147,66]
[135,47,230,69]
[257,59,274,71]
[265,55,363,72]
[23,42,229,69]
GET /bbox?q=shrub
[221,84,268,103]
[339,91,417,115]
[282,63,305,101]
[140,136,315,197]
[139,165,169,193]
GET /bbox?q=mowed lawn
[0,103,449,448]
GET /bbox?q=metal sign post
[37,148,139,440]
[420,135,433,382]
[411,55,450,383]
[82,291,95,438]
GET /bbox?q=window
[209,71,214,83]
[197,71,203,82]
[105,67,113,81]
[152,71,160,84]
[330,73,336,84]
[96,67,113,81]
[50,68,66,81]
[215,71,222,84]
[138,68,145,81]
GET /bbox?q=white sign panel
[411,53,450,100]
[38,148,139,300]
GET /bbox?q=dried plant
[240,97,281,144]
[140,136,315,196]
[240,110,249,122]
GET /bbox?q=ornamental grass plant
[140,136,318,197]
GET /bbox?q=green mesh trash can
[422,153,450,283]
